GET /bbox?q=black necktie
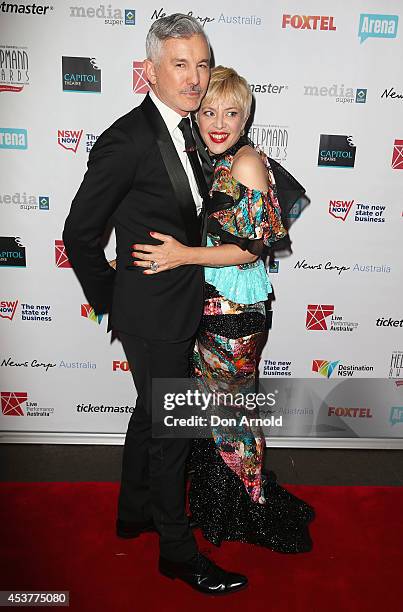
[178,117,209,201]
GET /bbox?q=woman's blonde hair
[201,65,252,119]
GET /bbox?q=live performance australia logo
[0,45,29,93]
[318,135,356,168]
[306,305,359,332]
[0,237,26,267]
[249,123,288,163]
[391,139,403,170]
[0,192,49,211]
[55,240,71,267]
[304,84,367,104]
[1,391,53,417]
[62,56,101,93]
[69,5,135,26]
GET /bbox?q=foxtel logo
[282,14,336,31]
[112,360,131,371]
[57,129,83,153]
[0,300,18,320]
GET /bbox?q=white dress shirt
[149,90,203,215]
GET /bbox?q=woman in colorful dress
[131,66,314,553]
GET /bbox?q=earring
[240,129,245,136]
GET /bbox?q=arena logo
[0,3,53,15]
[0,128,27,149]
[294,259,350,275]
[390,406,403,426]
[358,14,398,44]
[376,317,403,328]
[0,300,18,320]
[133,61,149,94]
[69,5,135,26]
[217,13,262,26]
[391,139,403,170]
[318,134,356,168]
[0,45,29,93]
[329,199,387,223]
[62,56,101,93]
[1,391,53,417]
[76,402,135,414]
[263,359,293,377]
[249,123,288,163]
[113,360,130,371]
[304,84,367,104]
[250,83,288,95]
[0,237,26,267]
[1,357,56,372]
[55,239,71,268]
[282,14,336,31]
[86,133,98,152]
[81,303,103,324]
[328,406,373,418]
[306,305,359,332]
[57,129,83,153]
[151,8,214,28]
[381,87,403,101]
[0,192,49,211]
[312,359,374,378]
[389,351,402,378]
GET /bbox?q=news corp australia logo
[69,5,135,26]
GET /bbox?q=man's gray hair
[146,13,210,63]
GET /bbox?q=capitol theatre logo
[391,140,403,169]
[62,56,101,93]
[306,305,334,330]
[57,129,83,152]
[133,61,149,94]
[55,240,71,268]
[1,391,27,416]
[318,135,356,168]
[358,14,398,44]
[0,237,26,267]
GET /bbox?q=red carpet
[1,483,402,611]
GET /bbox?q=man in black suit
[63,14,247,595]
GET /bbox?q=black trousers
[117,331,198,562]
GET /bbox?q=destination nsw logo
[0,45,29,93]
[0,237,26,267]
[312,359,374,378]
[62,56,101,93]
[306,305,359,332]
[318,135,356,168]
[81,304,103,324]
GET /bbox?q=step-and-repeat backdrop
[1,1,402,445]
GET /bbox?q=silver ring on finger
[149,260,159,272]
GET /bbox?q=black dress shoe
[116,518,155,538]
[159,552,248,595]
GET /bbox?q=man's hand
[131,232,190,274]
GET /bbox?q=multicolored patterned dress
[189,138,314,553]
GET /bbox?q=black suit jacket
[63,94,204,341]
